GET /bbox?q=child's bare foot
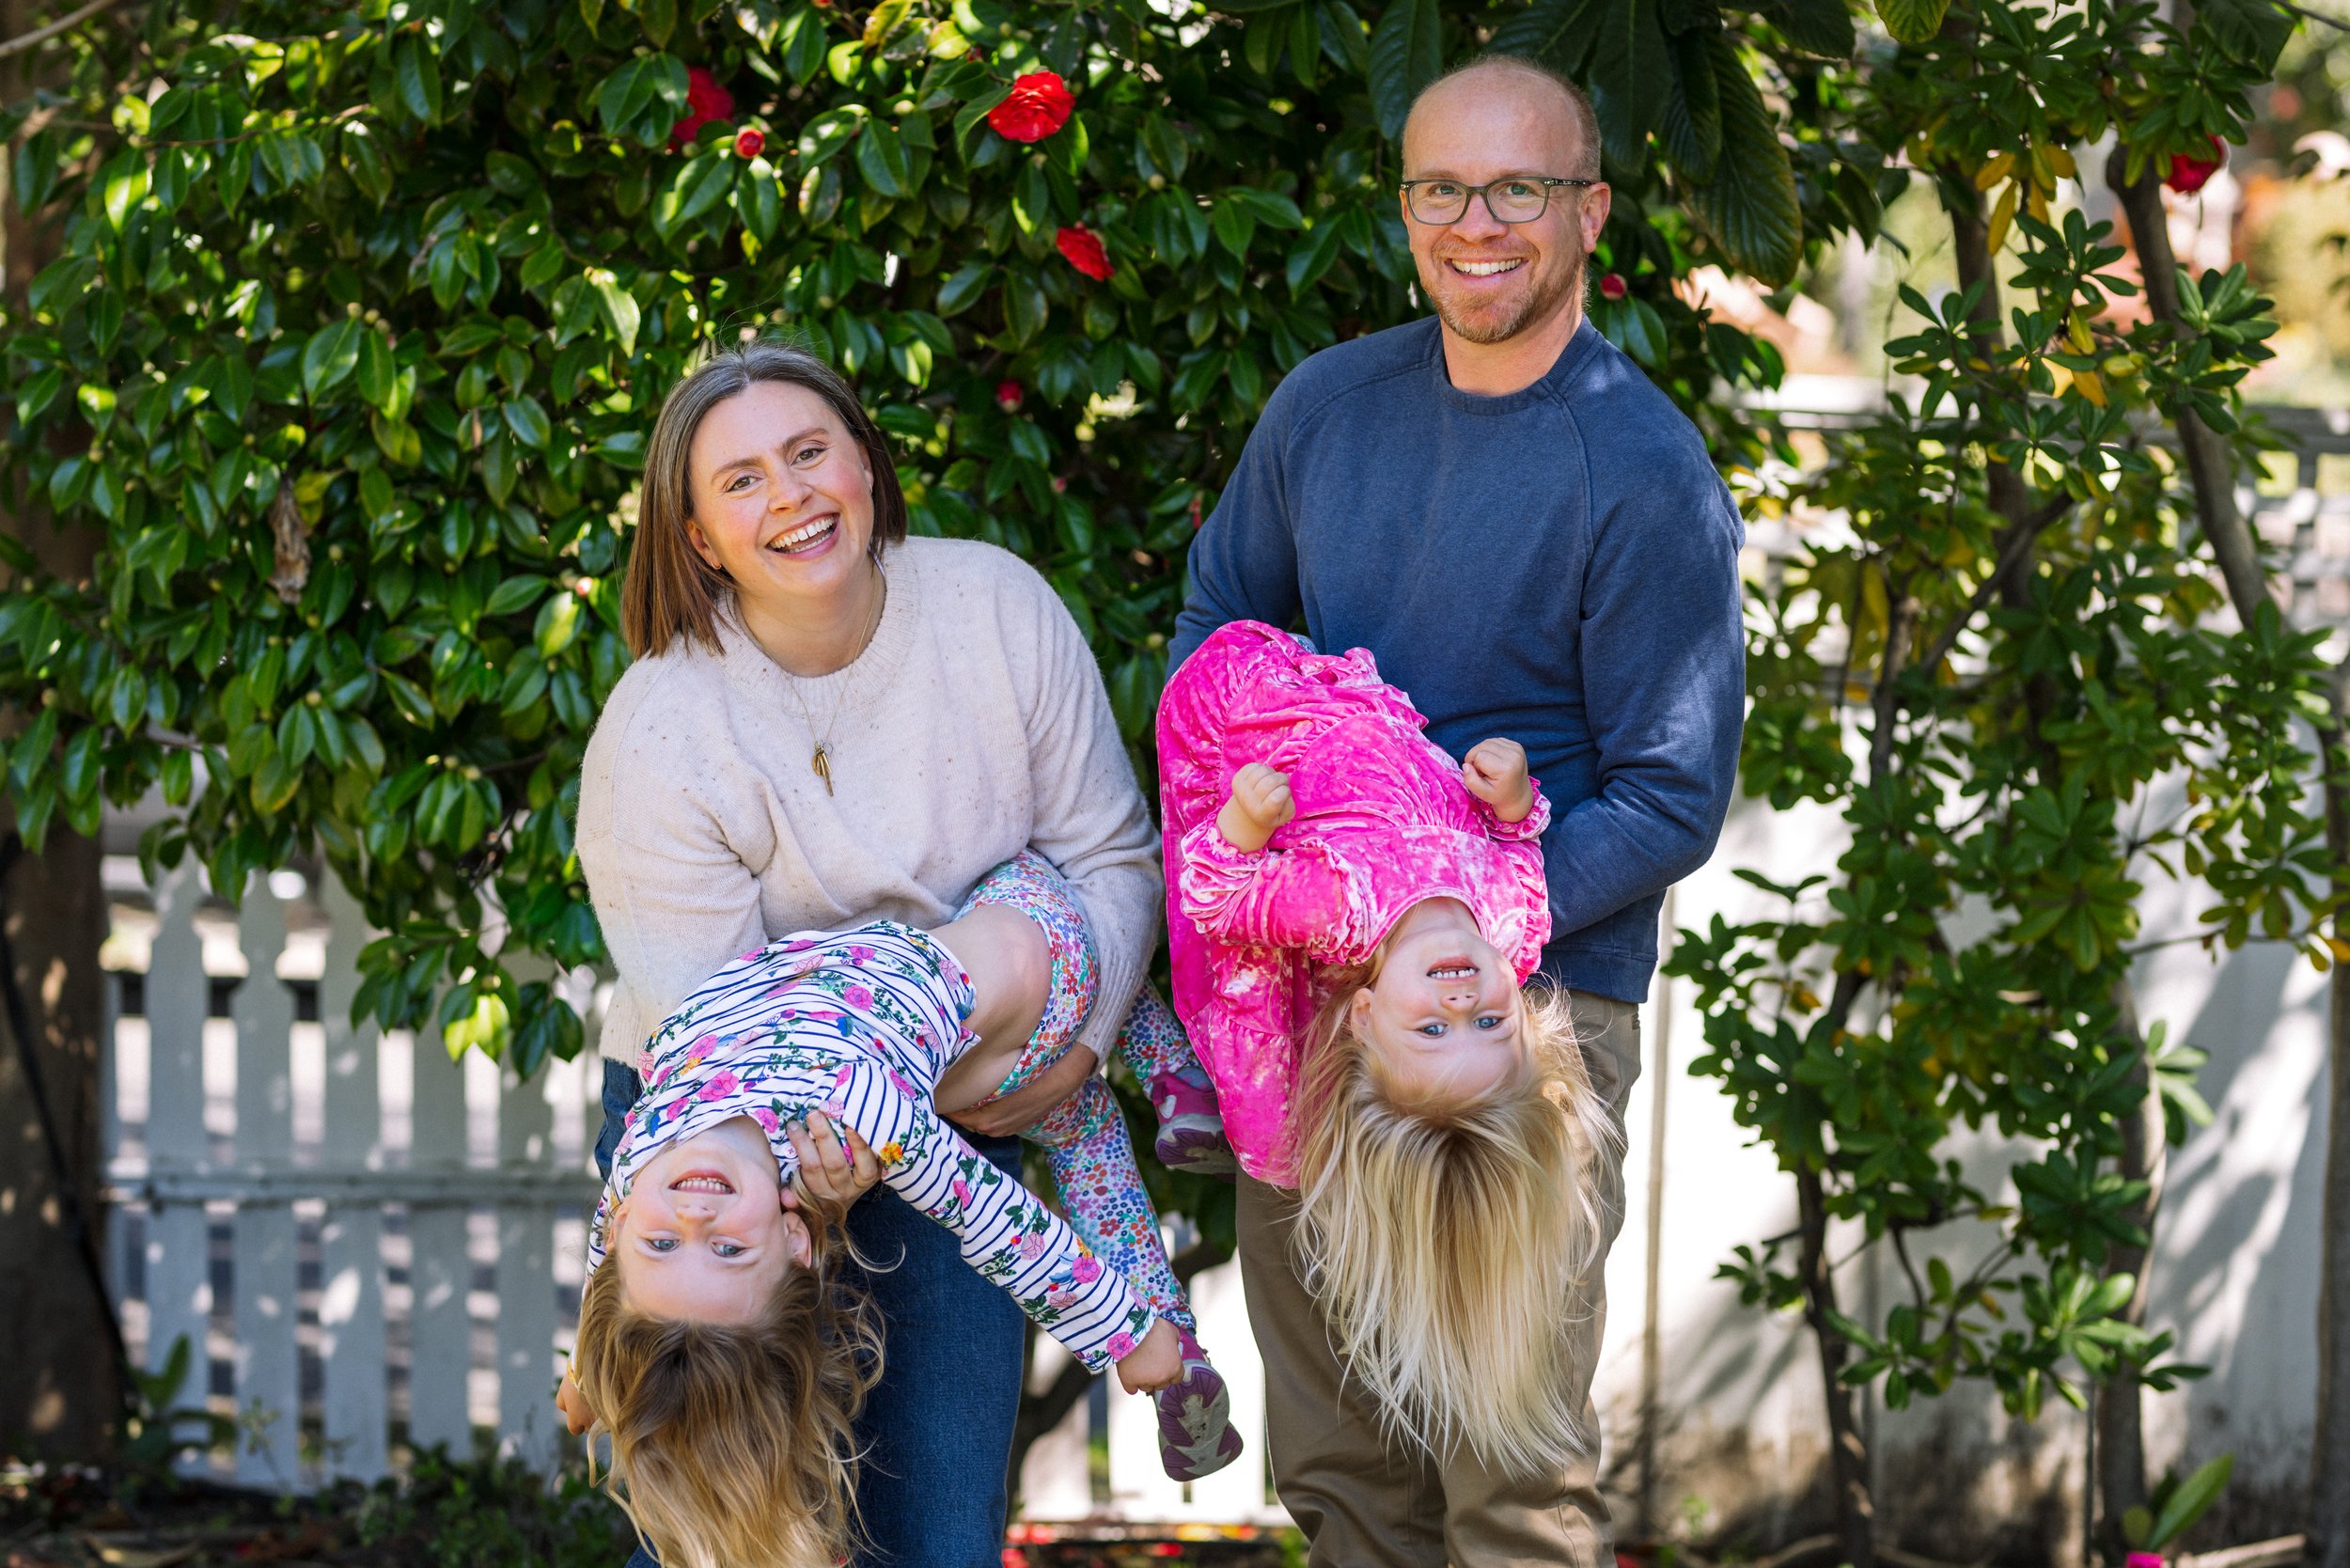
[1216,762,1295,853]
[1462,738,1535,823]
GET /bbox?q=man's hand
[786,1112,881,1207]
[556,1370,595,1435]
[947,1044,1099,1138]
[1463,738,1535,823]
[1215,762,1296,853]
[1116,1318,1183,1394]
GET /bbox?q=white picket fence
[96,857,1283,1522]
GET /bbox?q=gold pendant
[812,744,834,796]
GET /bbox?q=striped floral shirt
[588,921,1153,1372]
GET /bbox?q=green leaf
[1873,0,1947,44]
[1368,0,1442,142]
[302,317,365,401]
[1659,24,1722,180]
[502,396,552,449]
[1589,0,1673,173]
[355,328,396,410]
[856,120,913,199]
[936,261,995,316]
[1766,0,1855,56]
[654,152,736,238]
[393,34,445,125]
[1488,0,1603,72]
[2144,1454,2232,1549]
[1686,32,1801,286]
[2197,0,2293,67]
[588,271,641,357]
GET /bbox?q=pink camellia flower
[2125,1556,2164,1568]
[1015,1233,1048,1261]
[995,380,1024,412]
[2165,133,2226,195]
[738,948,764,964]
[671,67,735,149]
[1069,1255,1103,1283]
[820,1097,847,1118]
[1104,1331,1137,1359]
[1598,272,1627,301]
[1056,226,1114,281]
[697,1070,742,1100]
[952,1176,973,1208]
[848,944,876,964]
[751,1105,780,1134]
[733,126,765,160]
[844,983,875,1011]
[986,71,1075,143]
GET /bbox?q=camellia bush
[0,0,1827,1077]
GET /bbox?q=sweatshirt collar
[1428,316,1602,417]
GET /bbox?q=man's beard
[1427,245,1585,346]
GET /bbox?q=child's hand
[787,1112,881,1207]
[1115,1318,1183,1394]
[1216,762,1295,854]
[1463,738,1535,824]
[556,1368,595,1435]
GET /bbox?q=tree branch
[0,0,122,61]
[1911,495,2075,682]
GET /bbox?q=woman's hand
[1115,1318,1183,1394]
[946,1044,1099,1138]
[786,1112,882,1206]
[556,1369,596,1435]
[1462,738,1535,823]
[1216,762,1295,853]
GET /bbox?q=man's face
[1400,72,1606,348]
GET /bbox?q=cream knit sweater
[577,535,1161,1067]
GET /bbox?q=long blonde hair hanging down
[572,1205,883,1568]
[1290,960,1622,1480]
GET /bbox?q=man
[1167,55,1747,1567]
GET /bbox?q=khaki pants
[1236,992,1641,1568]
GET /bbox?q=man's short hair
[1405,55,1603,181]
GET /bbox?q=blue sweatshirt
[1167,317,1747,1004]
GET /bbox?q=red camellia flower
[1056,226,1114,281]
[987,71,1076,143]
[670,67,735,149]
[2164,133,2226,195]
[995,380,1024,412]
[732,127,765,160]
[1598,272,1627,301]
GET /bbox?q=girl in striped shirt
[564,854,1237,1568]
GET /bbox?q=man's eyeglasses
[1399,177,1597,226]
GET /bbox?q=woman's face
[683,380,877,615]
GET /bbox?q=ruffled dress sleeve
[1175,820,1376,966]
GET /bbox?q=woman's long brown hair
[621,341,908,660]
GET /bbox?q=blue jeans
[598,1058,1025,1568]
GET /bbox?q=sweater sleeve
[1168,389,1300,673]
[1478,782,1553,842]
[1175,822,1369,964]
[838,1059,1156,1372]
[1541,473,1747,936]
[576,675,772,1057]
[1011,568,1163,1060]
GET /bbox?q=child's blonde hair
[1290,959,1621,1479]
[572,1213,882,1568]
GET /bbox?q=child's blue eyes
[644,1237,746,1257]
[713,1243,744,1258]
[647,1237,678,1252]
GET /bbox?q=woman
[575,341,1161,1566]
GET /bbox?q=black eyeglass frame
[1398,176,1600,225]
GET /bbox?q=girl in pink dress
[1157,619,1619,1477]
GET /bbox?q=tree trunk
[1797,1167,1875,1568]
[2094,980,2167,1537]
[0,0,122,1463]
[2106,144,2350,1560]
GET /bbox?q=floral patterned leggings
[960,852,1200,1330]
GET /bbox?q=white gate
[96,858,1286,1523]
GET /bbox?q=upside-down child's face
[611,1114,810,1324]
[1353,898,1527,1105]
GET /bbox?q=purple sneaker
[1150,1066,1237,1179]
[1154,1327,1244,1482]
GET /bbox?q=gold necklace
[780,557,887,796]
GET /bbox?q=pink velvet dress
[1156,620,1553,1184]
